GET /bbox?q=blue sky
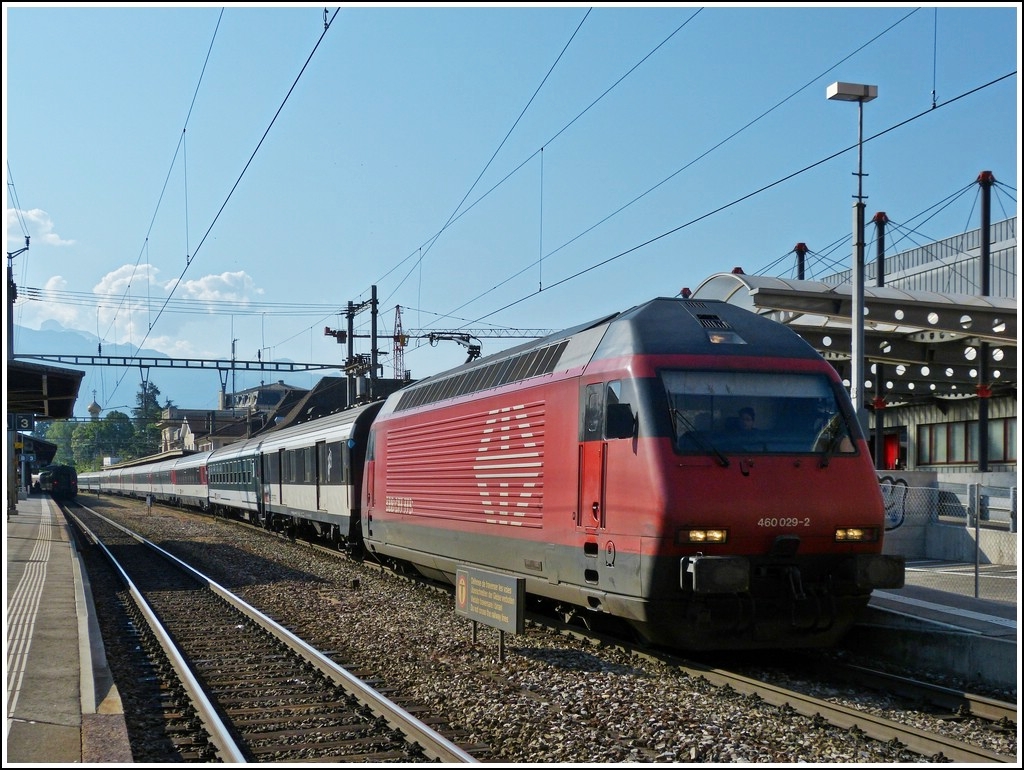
[4,3,1020,417]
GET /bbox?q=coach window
[303,447,314,483]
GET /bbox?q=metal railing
[878,478,1017,603]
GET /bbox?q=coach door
[277,447,285,506]
[252,452,265,523]
[578,383,607,531]
[316,440,328,511]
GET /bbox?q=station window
[917,417,1016,465]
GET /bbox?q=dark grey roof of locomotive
[592,297,822,359]
[383,298,821,416]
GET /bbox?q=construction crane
[393,306,408,379]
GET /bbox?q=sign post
[455,566,525,662]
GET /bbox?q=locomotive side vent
[696,314,731,330]
[396,339,569,412]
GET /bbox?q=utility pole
[827,80,877,431]
[325,285,380,405]
[7,236,29,517]
[977,171,995,472]
[231,338,238,414]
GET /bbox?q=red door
[578,383,606,531]
[578,441,606,530]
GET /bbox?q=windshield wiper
[816,414,846,467]
[670,408,730,467]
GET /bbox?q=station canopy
[6,359,85,420]
[690,272,1017,406]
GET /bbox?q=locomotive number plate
[757,517,811,527]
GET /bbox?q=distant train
[37,464,78,500]
[80,296,904,651]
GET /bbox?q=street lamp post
[827,81,877,430]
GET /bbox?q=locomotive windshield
[661,370,856,455]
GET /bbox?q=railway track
[280,512,1020,749]
[66,501,478,763]
[296,531,1020,754]
[526,617,1017,764]
[811,660,1018,725]
[659,658,1016,763]
[72,494,1016,763]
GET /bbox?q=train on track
[79,296,904,651]
[36,463,78,500]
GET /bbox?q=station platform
[4,492,1018,764]
[843,580,1019,693]
[4,491,131,765]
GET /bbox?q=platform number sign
[16,414,35,432]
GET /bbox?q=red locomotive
[361,296,904,650]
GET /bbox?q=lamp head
[826,81,877,103]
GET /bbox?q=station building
[691,215,1016,487]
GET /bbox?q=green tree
[132,380,165,423]
[71,420,103,471]
[71,411,136,470]
[33,381,174,470]
[43,420,77,466]
[126,381,171,458]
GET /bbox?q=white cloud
[20,275,80,327]
[169,270,264,304]
[16,262,267,360]
[5,208,74,247]
[93,263,162,296]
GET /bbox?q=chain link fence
[878,477,1018,603]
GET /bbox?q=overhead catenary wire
[92,9,1015,361]
[376,7,595,311]
[95,8,343,407]
[399,6,921,327]
[461,73,1017,327]
[145,8,342,343]
[100,8,225,352]
[6,162,33,326]
[373,8,705,327]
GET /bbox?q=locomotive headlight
[677,528,728,545]
[834,527,879,543]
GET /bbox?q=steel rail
[72,502,478,764]
[666,661,1015,764]
[65,506,247,762]
[829,662,1017,725]
[529,617,1015,764]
